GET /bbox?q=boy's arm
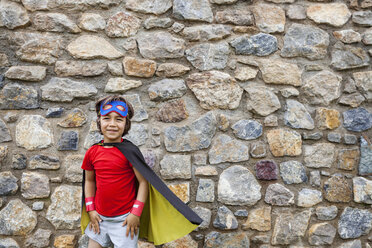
[84,170,102,234]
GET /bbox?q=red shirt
[81,145,136,217]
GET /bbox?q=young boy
[82,95,148,248]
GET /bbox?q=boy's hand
[123,213,140,240]
[88,210,102,234]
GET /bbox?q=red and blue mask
[100,100,128,118]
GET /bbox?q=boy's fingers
[131,226,135,239]
[122,220,127,226]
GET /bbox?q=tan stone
[163,235,198,248]
[244,83,281,116]
[315,107,341,130]
[234,66,258,81]
[324,174,352,203]
[5,66,46,82]
[307,3,351,27]
[32,13,81,33]
[54,235,75,248]
[195,166,218,176]
[168,183,189,203]
[105,11,141,38]
[156,99,188,123]
[333,29,362,44]
[123,57,156,78]
[0,53,9,66]
[58,108,87,128]
[156,63,190,78]
[217,113,229,131]
[54,61,107,77]
[338,149,360,171]
[258,59,302,86]
[138,241,156,248]
[267,129,302,157]
[243,206,271,231]
[353,71,372,101]
[252,4,285,33]
[104,78,142,93]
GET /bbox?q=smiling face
[99,106,126,143]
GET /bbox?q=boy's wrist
[130,200,144,217]
[85,197,95,212]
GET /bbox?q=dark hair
[95,95,134,137]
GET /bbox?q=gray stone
[359,136,372,176]
[344,77,358,93]
[41,77,97,102]
[12,154,26,169]
[32,202,44,211]
[338,207,372,239]
[215,10,253,25]
[0,119,11,143]
[57,131,78,151]
[107,61,123,76]
[192,207,211,230]
[125,0,172,15]
[25,228,51,248]
[264,115,278,127]
[143,17,173,29]
[259,59,302,86]
[185,42,229,71]
[105,78,142,94]
[0,171,18,195]
[231,119,262,140]
[302,70,342,105]
[210,0,237,4]
[105,11,141,38]
[186,71,243,110]
[156,63,190,78]
[122,37,137,50]
[352,10,372,26]
[78,13,106,32]
[316,206,338,220]
[353,71,372,101]
[339,93,366,108]
[196,179,214,202]
[281,23,329,60]
[250,142,267,158]
[308,222,336,245]
[265,183,294,206]
[353,177,372,204]
[328,132,342,143]
[55,61,107,77]
[280,161,307,184]
[303,132,323,140]
[284,100,314,130]
[0,0,29,29]
[170,22,184,33]
[46,108,63,118]
[21,172,50,199]
[20,0,48,11]
[32,13,80,33]
[5,66,46,81]
[46,185,82,230]
[137,31,185,59]
[29,155,60,170]
[204,232,250,248]
[0,238,19,248]
[78,234,89,248]
[334,29,362,44]
[0,53,9,66]
[182,25,231,41]
[164,112,216,152]
[306,3,351,27]
[244,83,281,116]
[148,79,186,101]
[0,199,37,235]
[252,3,286,33]
[362,28,372,45]
[213,206,238,230]
[304,143,336,168]
[160,154,191,179]
[331,42,370,70]
[83,121,103,149]
[339,240,362,248]
[124,124,148,147]
[310,170,321,187]
[218,165,261,205]
[297,188,322,207]
[64,155,84,183]
[173,0,213,23]
[208,134,249,164]
[343,107,372,132]
[271,209,311,245]
[3,113,17,123]
[47,0,122,10]
[287,5,306,20]
[0,83,39,109]
[234,66,258,81]
[116,94,146,122]
[345,134,358,145]
[234,210,248,218]
[16,115,53,151]
[230,33,278,56]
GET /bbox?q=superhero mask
[100,100,128,118]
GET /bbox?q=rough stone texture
[334,29,362,43]
[167,182,189,203]
[259,59,301,86]
[25,228,52,248]
[105,78,142,93]
[284,100,314,130]
[265,183,295,206]
[250,142,266,158]
[0,171,18,196]
[105,11,141,38]
[125,0,171,15]
[308,222,336,245]
[192,207,211,230]
[58,108,87,128]
[297,188,322,207]
[66,35,123,59]
[281,23,329,60]
[255,160,278,180]
[16,115,53,151]
[46,108,64,118]
[0,199,37,235]
[122,94,148,122]
[195,166,218,176]
[338,148,360,171]
[156,99,188,123]
[29,155,60,170]
[267,129,302,157]
[0,83,39,109]
[339,92,366,108]
[307,3,351,27]
[78,13,106,32]
[64,155,84,183]
[148,79,186,101]
[231,119,262,140]
[316,206,338,220]
[185,42,229,71]
[173,0,213,23]
[344,134,358,145]
[244,83,281,116]
[162,235,197,248]
[271,210,311,245]
[20,0,48,11]
[156,63,190,78]
[243,206,271,231]
[287,4,306,20]
[21,172,50,199]
[0,0,29,29]
[331,42,370,70]
[315,107,341,130]
[218,165,261,205]
[208,134,249,164]
[352,10,372,26]
[12,154,27,170]
[234,66,258,81]
[124,123,148,146]
[280,161,307,184]
[359,136,372,176]
[0,119,11,143]
[310,170,321,187]
[213,206,238,230]
[353,177,372,204]
[55,61,106,77]
[230,33,278,56]
[304,143,336,168]
[137,31,185,59]
[32,13,80,33]
[353,71,372,101]
[46,185,82,230]
[160,154,191,179]
[343,107,372,132]
[144,17,173,29]
[252,4,285,33]
[182,25,231,42]
[54,235,75,248]
[338,207,372,239]
[215,10,253,25]
[187,71,243,110]
[362,28,372,45]
[123,57,156,78]
[41,77,97,102]
[324,174,352,203]
[5,66,46,81]
[204,232,250,248]
[339,240,362,248]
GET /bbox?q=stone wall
[0,0,372,247]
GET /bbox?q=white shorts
[85,212,139,248]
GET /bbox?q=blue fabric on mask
[100,100,128,117]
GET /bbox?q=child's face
[100,110,126,143]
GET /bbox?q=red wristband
[85,197,95,212]
[130,200,144,217]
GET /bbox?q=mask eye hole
[103,104,112,110]
[117,105,125,111]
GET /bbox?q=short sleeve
[81,148,94,170]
